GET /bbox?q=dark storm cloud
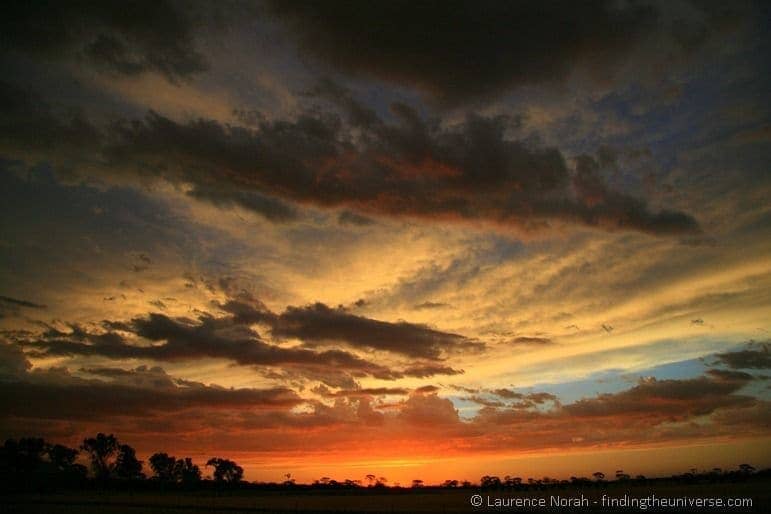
[11,300,469,384]
[0,296,46,309]
[0,343,32,379]
[0,79,701,236]
[218,294,478,360]
[264,0,744,105]
[108,104,700,235]
[271,302,481,359]
[562,374,754,418]
[401,363,463,378]
[465,388,559,409]
[337,210,374,226]
[20,313,402,383]
[713,344,771,369]
[0,366,301,421]
[705,368,756,382]
[571,155,701,235]
[0,0,208,82]
[186,187,299,222]
[314,386,411,398]
[0,295,46,319]
[0,82,101,160]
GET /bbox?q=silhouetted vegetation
[149,452,201,486]
[206,457,244,484]
[1,432,769,497]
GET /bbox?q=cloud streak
[0,81,701,236]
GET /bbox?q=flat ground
[2,479,769,513]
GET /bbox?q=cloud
[0,295,47,319]
[401,363,464,378]
[1,344,767,457]
[0,81,701,237]
[20,314,400,385]
[509,336,553,346]
[118,104,701,235]
[562,374,753,418]
[0,82,102,163]
[413,301,449,310]
[270,302,481,359]
[313,386,410,398]
[413,385,440,395]
[466,388,560,409]
[0,366,301,422]
[11,299,470,386]
[337,210,374,226]
[186,187,299,222]
[713,344,771,370]
[399,392,459,426]
[0,296,46,309]
[0,343,32,379]
[0,1,209,82]
[264,1,745,106]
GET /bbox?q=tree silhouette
[411,479,424,488]
[481,475,502,488]
[593,471,605,481]
[148,452,177,482]
[1,438,46,474]
[16,438,46,473]
[81,433,119,480]
[206,457,243,483]
[176,457,201,485]
[365,474,376,487]
[149,453,200,485]
[47,444,78,471]
[114,444,144,480]
[149,453,177,482]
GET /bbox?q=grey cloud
[509,336,553,346]
[270,302,481,359]
[713,344,771,370]
[0,1,209,82]
[13,301,470,386]
[264,1,746,105]
[0,81,701,236]
[0,295,47,319]
[563,374,754,418]
[0,368,301,422]
[337,210,374,226]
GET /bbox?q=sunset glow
[1,0,769,486]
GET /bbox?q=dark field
[3,479,770,514]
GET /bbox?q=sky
[0,0,770,485]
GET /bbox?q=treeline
[1,433,767,493]
[0,433,242,492]
[472,465,765,491]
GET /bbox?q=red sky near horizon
[0,0,770,483]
